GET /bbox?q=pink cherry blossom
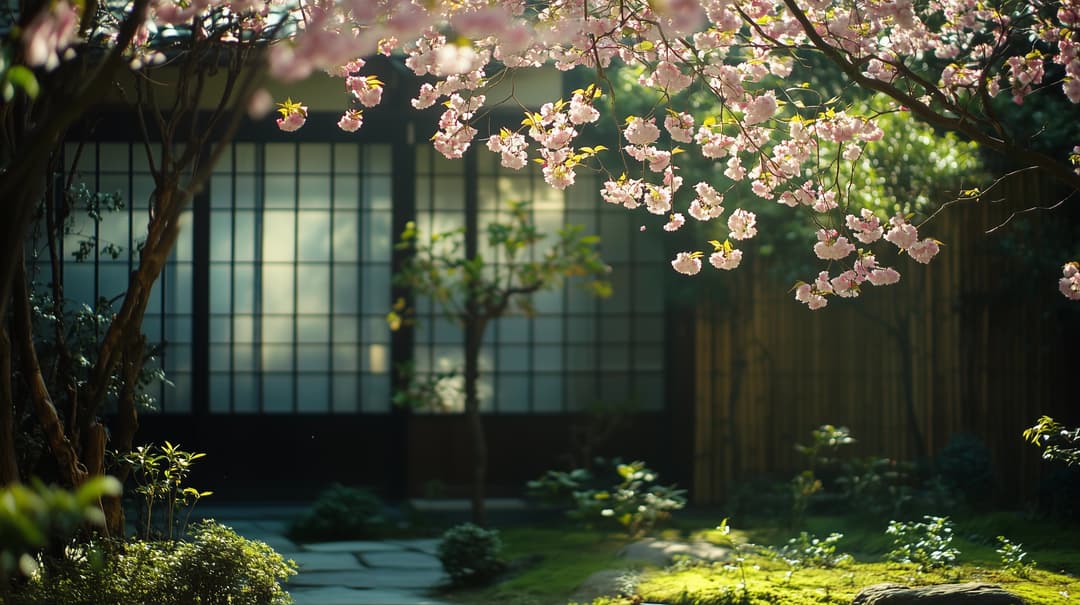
[795,283,828,310]
[867,267,901,286]
[671,252,702,275]
[709,249,742,270]
[885,215,919,250]
[664,112,694,143]
[845,209,884,243]
[337,109,364,132]
[907,238,941,264]
[743,92,778,125]
[663,213,686,232]
[624,117,661,146]
[727,209,757,240]
[23,1,79,71]
[1061,262,1080,300]
[813,229,856,261]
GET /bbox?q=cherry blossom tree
[1,0,269,533]
[7,0,1079,315]
[4,0,1080,517]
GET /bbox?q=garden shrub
[527,459,686,536]
[996,535,1036,578]
[288,483,387,542]
[779,532,852,568]
[436,523,505,586]
[8,520,296,605]
[885,515,960,570]
[836,456,914,519]
[935,433,995,507]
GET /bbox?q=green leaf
[7,66,39,99]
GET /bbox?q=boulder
[852,583,1026,605]
[618,538,730,567]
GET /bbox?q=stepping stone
[254,520,291,534]
[853,582,1025,604]
[304,541,407,553]
[289,586,454,605]
[618,538,730,567]
[289,568,448,589]
[290,552,365,571]
[387,539,440,555]
[361,551,442,569]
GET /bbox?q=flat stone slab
[289,586,454,605]
[853,583,1025,604]
[289,569,448,589]
[304,541,407,553]
[361,551,442,569]
[290,552,364,571]
[386,539,440,555]
[618,539,730,566]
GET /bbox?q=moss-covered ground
[440,512,1080,605]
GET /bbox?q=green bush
[936,433,995,506]
[779,532,852,568]
[436,523,505,586]
[885,515,960,570]
[9,520,296,605]
[527,459,686,536]
[289,484,386,542]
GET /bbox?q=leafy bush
[779,532,852,568]
[885,515,960,570]
[837,456,914,518]
[10,520,296,605]
[436,523,505,586]
[123,441,213,540]
[0,477,120,585]
[996,535,1036,578]
[527,459,686,536]
[289,484,387,542]
[1025,416,1080,467]
[935,433,994,506]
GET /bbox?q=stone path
[203,510,454,605]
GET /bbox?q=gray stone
[289,552,365,571]
[852,583,1026,605]
[386,539,441,555]
[289,569,448,589]
[618,538,730,566]
[360,551,443,569]
[568,569,639,603]
[304,541,407,553]
[289,586,454,605]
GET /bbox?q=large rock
[618,538,730,567]
[853,583,1026,605]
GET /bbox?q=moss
[633,556,1080,605]
[441,514,1080,605]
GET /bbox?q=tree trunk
[0,326,18,485]
[13,255,87,488]
[464,311,488,526]
[103,335,145,536]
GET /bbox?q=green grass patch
[440,526,637,605]
[437,513,1080,605]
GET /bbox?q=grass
[436,512,1080,605]
[438,524,640,605]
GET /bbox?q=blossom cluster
[63,0,1078,308]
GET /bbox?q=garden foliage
[437,523,506,586]
[527,459,686,536]
[885,515,960,570]
[7,520,297,605]
[289,483,387,542]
